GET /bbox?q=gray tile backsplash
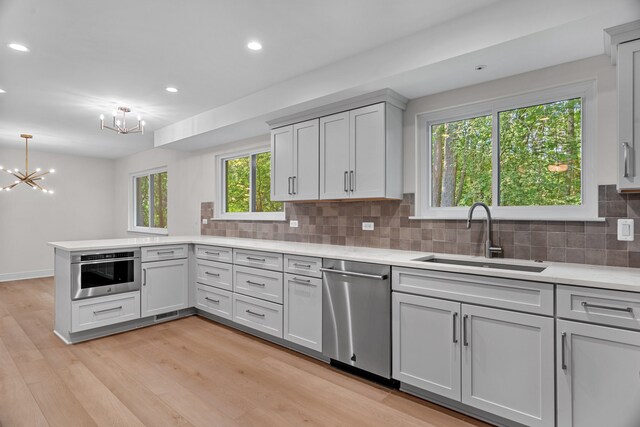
[201,185,640,268]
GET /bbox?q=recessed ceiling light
[165,87,178,93]
[8,43,29,52]
[247,41,262,51]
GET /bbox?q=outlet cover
[362,222,375,231]
[202,218,208,225]
[290,220,299,228]
[617,219,634,241]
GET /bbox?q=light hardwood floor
[0,277,490,427]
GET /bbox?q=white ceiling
[1,0,639,158]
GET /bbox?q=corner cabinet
[320,103,403,200]
[617,38,640,191]
[271,119,320,202]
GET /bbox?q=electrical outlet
[617,218,634,241]
[202,218,208,225]
[290,220,299,228]
[362,222,375,231]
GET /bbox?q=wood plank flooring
[0,277,490,427]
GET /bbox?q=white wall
[402,54,617,192]
[0,148,115,280]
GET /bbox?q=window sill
[409,216,606,222]
[213,212,286,222]
[127,228,169,235]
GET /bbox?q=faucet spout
[466,202,502,259]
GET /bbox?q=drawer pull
[292,277,312,284]
[246,256,266,262]
[293,263,312,269]
[205,297,220,304]
[581,301,633,313]
[93,306,123,315]
[561,332,567,370]
[205,271,221,277]
[246,280,266,287]
[205,251,220,256]
[246,309,265,318]
[157,250,175,255]
[452,312,458,344]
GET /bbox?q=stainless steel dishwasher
[321,259,391,379]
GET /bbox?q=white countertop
[49,236,640,293]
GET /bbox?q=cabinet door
[618,39,640,191]
[292,119,319,200]
[557,319,640,427]
[392,293,461,401]
[320,112,351,199]
[349,103,386,198]
[271,125,294,201]
[142,259,188,317]
[284,273,322,351]
[461,305,554,427]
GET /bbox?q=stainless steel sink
[413,257,547,273]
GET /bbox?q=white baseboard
[0,269,54,282]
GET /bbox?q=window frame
[414,80,599,221]
[128,166,169,235]
[215,148,285,221]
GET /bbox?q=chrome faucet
[467,202,502,258]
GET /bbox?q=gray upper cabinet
[618,38,640,191]
[271,119,319,202]
[320,103,403,200]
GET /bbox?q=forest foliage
[226,152,283,213]
[135,171,168,228]
[431,98,582,208]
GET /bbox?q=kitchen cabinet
[284,273,322,352]
[142,258,188,317]
[617,38,640,191]
[271,119,319,201]
[557,319,640,427]
[320,102,403,200]
[71,291,140,333]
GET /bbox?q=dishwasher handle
[320,267,388,281]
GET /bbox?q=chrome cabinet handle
[452,312,458,344]
[157,250,175,255]
[205,297,220,304]
[292,176,296,195]
[143,268,146,286]
[246,256,266,262]
[561,332,567,370]
[463,314,469,347]
[623,142,631,178]
[204,251,220,256]
[349,170,354,192]
[94,306,123,315]
[246,280,266,287]
[293,263,312,268]
[581,301,633,313]
[291,277,312,284]
[344,171,348,192]
[246,309,265,318]
[320,268,388,280]
[205,271,220,277]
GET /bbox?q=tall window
[416,81,596,220]
[130,168,168,234]
[217,149,284,220]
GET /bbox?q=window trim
[413,80,599,221]
[128,166,169,235]
[215,148,286,221]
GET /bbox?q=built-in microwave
[71,249,141,300]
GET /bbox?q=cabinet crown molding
[267,88,408,129]
[604,20,640,65]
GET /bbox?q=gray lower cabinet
[233,293,283,338]
[393,291,554,427]
[195,283,232,320]
[557,319,640,427]
[71,291,141,333]
[283,273,322,352]
[142,258,188,317]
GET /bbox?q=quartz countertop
[49,236,640,293]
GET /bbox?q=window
[416,81,597,220]
[130,168,168,234]
[216,149,284,220]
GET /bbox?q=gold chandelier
[0,134,55,193]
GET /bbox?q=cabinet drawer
[233,293,283,338]
[196,260,232,291]
[195,284,232,320]
[393,267,554,316]
[71,292,140,332]
[141,244,188,262]
[195,245,233,263]
[284,254,322,278]
[233,249,283,271]
[557,285,640,330]
[233,265,283,304]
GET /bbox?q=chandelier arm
[31,180,45,191]
[30,171,50,180]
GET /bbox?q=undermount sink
[413,257,547,273]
